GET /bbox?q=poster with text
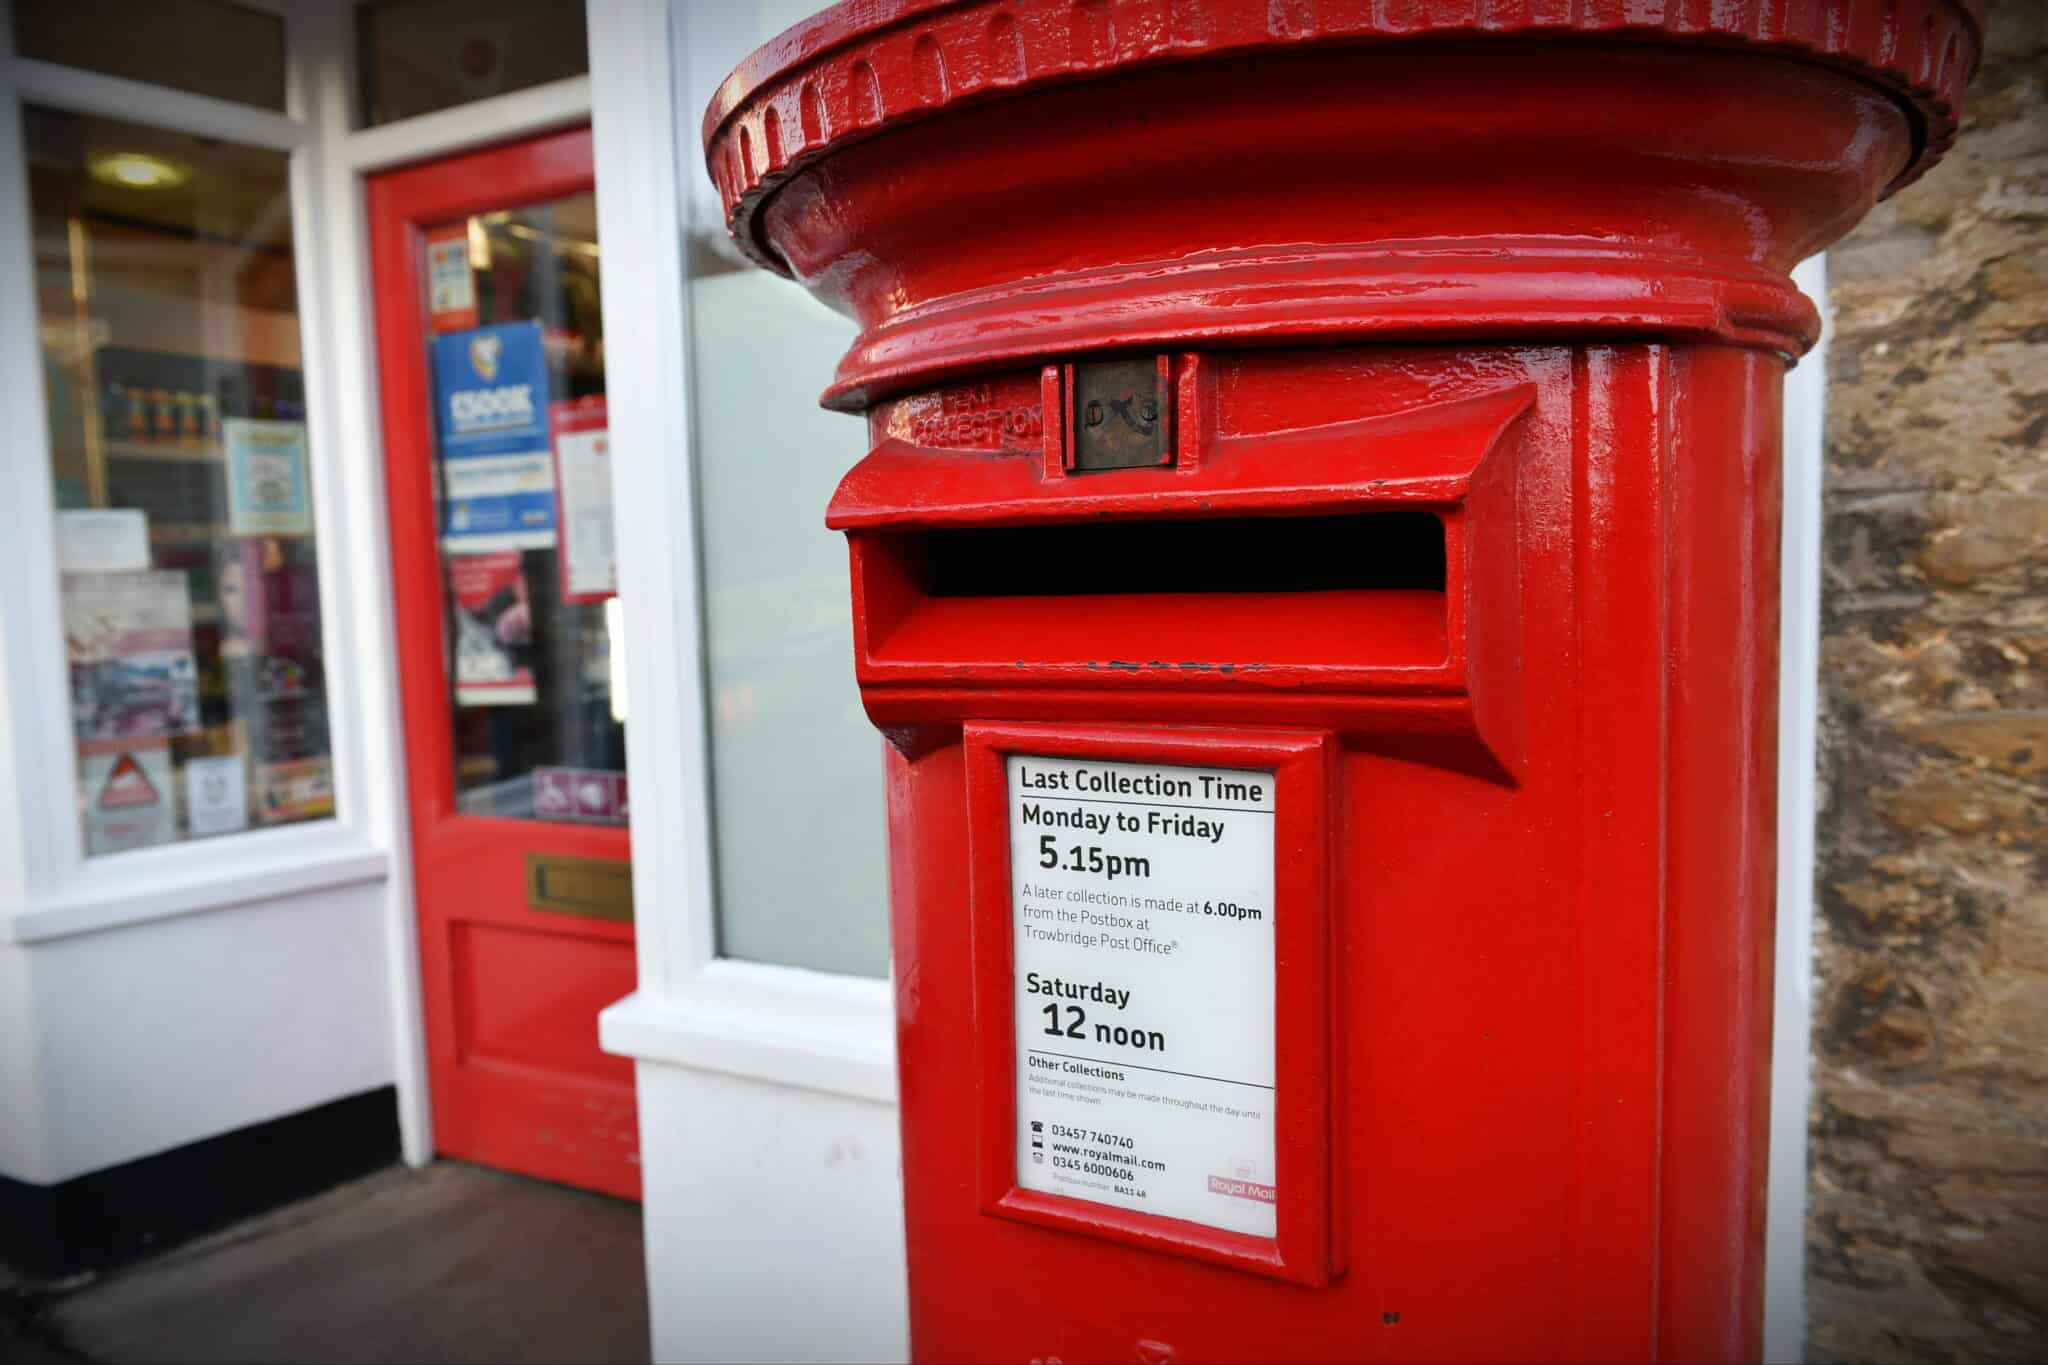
[449,550,536,706]
[57,509,149,573]
[221,537,324,666]
[551,397,615,602]
[185,754,250,836]
[64,570,197,742]
[256,756,334,824]
[1008,754,1278,1238]
[224,419,314,536]
[432,322,556,553]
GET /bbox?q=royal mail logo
[469,331,502,381]
[1206,1174,1276,1204]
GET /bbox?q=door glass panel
[422,193,624,824]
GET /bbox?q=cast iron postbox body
[706,3,1982,1360]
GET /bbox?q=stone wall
[1808,2,2048,1360]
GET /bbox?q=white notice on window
[552,403,615,600]
[1009,753,1276,1238]
[184,754,249,837]
[56,509,149,573]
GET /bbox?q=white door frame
[287,0,599,1169]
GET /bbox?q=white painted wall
[0,1,407,1189]
[0,943,51,1181]
[638,1063,908,1364]
[9,885,393,1185]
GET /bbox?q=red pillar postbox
[705,3,1982,1360]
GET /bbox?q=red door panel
[368,127,638,1200]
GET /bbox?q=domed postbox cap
[704,0,1986,408]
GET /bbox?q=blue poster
[431,321,557,550]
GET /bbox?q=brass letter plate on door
[526,853,634,922]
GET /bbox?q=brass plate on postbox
[1068,356,1172,471]
[525,853,634,922]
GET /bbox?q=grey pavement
[4,1162,649,1365]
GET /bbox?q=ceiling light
[89,152,190,190]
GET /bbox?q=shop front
[0,0,897,1280]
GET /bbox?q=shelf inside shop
[103,438,225,464]
[148,521,228,546]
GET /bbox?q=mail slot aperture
[922,512,1446,598]
[829,371,1533,774]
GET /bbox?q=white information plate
[1008,753,1277,1238]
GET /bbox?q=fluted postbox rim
[705,0,1986,281]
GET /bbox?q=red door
[369,128,638,1199]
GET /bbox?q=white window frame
[590,0,895,1106]
[0,1,383,948]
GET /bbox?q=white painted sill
[600,961,898,1106]
[3,822,389,944]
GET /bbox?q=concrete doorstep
[2,1162,650,1365]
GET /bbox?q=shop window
[677,0,888,978]
[25,107,333,853]
[690,258,888,978]
[10,0,287,113]
[356,0,588,128]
